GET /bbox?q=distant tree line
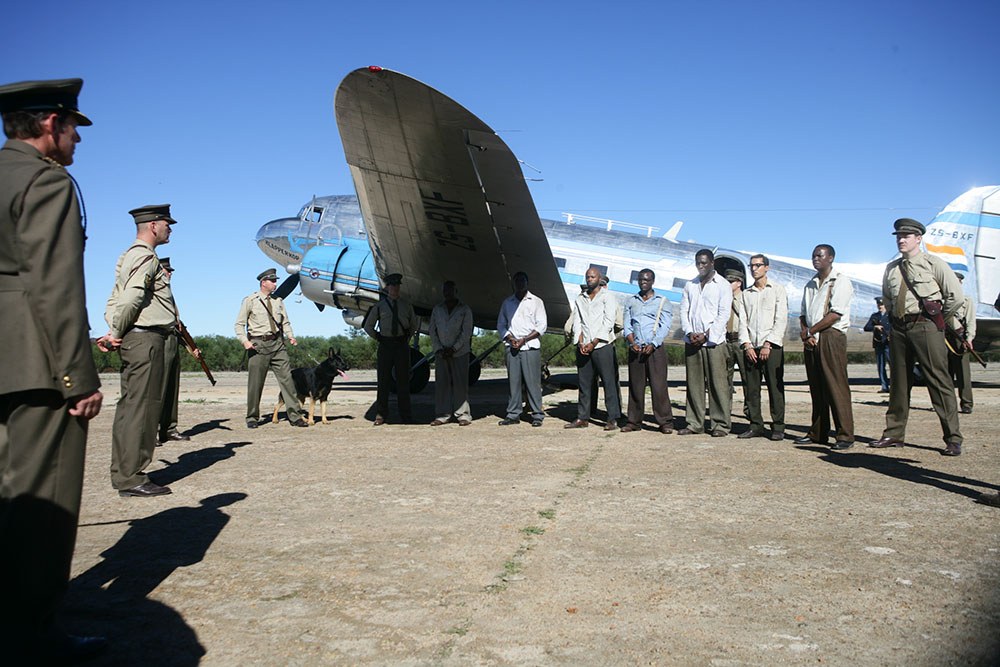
[91,330,994,374]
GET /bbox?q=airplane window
[589,263,608,276]
[673,277,688,289]
[630,270,640,284]
[554,257,566,268]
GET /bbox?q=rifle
[945,322,987,369]
[177,320,217,385]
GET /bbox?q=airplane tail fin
[924,185,1000,311]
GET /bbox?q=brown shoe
[943,442,962,456]
[677,428,698,435]
[118,482,172,497]
[564,419,589,429]
[373,415,385,426]
[620,423,642,433]
[710,429,728,438]
[430,418,448,426]
[603,421,619,432]
[869,436,904,448]
[660,425,674,434]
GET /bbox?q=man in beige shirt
[738,255,788,440]
[429,280,474,425]
[234,268,307,429]
[566,268,622,430]
[871,218,964,454]
[101,204,179,497]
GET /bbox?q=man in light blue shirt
[679,249,733,436]
[621,269,675,433]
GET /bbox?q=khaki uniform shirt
[739,279,789,348]
[234,291,295,343]
[801,268,853,336]
[363,296,416,339]
[0,139,99,397]
[571,287,618,350]
[105,240,176,338]
[883,252,962,319]
[429,300,474,356]
[951,295,976,340]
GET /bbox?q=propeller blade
[274,273,300,300]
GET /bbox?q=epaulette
[40,156,64,169]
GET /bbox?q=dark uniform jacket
[0,139,99,397]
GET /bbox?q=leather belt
[892,314,927,326]
[249,332,280,341]
[726,332,740,342]
[133,326,172,336]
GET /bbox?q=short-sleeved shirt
[363,296,417,339]
[234,291,295,343]
[801,268,853,336]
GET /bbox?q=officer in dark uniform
[863,297,891,393]
[871,218,964,455]
[0,78,107,662]
[363,273,416,425]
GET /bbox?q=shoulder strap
[258,296,281,335]
[651,295,667,337]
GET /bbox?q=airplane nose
[256,217,305,268]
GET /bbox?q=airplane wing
[334,67,570,330]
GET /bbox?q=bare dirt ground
[64,363,999,666]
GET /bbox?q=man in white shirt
[497,272,548,427]
[678,249,733,436]
[738,254,788,440]
[566,268,622,430]
[429,281,474,426]
[795,244,855,449]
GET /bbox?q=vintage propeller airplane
[256,67,999,391]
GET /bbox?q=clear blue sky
[3,0,997,336]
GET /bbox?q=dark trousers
[883,320,961,444]
[626,345,673,427]
[875,342,889,391]
[505,347,544,421]
[744,347,785,434]
[376,339,411,421]
[1,390,87,645]
[111,330,165,489]
[159,332,180,437]
[576,344,621,422]
[948,351,973,412]
[724,339,751,421]
[803,328,853,443]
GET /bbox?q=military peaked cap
[129,204,177,225]
[724,269,743,283]
[892,218,926,235]
[384,273,403,286]
[257,268,278,282]
[0,78,92,126]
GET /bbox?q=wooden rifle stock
[177,320,216,385]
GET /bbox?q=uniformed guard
[157,258,193,443]
[101,204,180,497]
[363,272,417,425]
[870,218,964,455]
[0,77,108,662]
[234,269,308,428]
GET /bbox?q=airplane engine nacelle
[298,240,381,314]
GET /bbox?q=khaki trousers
[246,337,302,424]
[434,352,471,421]
[111,330,165,489]
[948,351,973,412]
[803,328,853,443]
[684,343,731,434]
[159,332,180,437]
[883,320,961,444]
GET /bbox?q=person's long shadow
[798,445,1000,499]
[151,441,250,487]
[184,417,232,437]
[65,493,247,665]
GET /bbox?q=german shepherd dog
[272,348,350,425]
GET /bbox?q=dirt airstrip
[63,364,999,666]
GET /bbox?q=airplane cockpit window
[299,205,324,223]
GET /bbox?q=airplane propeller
[274,273,300,300]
